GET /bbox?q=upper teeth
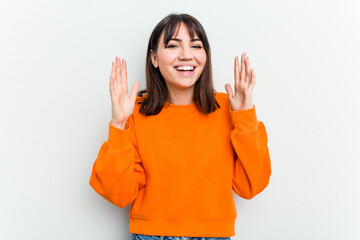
[175,66,194,71]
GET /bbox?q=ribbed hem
[230,104,259,134]
[129,216,235,238]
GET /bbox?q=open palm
[225,52,255,111]
[110,57,139,128]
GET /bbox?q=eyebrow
[169,38,202,42]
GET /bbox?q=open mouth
[174,66,196,72]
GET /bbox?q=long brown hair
[137,13,220,115]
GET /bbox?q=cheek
[158,51,177,66]
[196,51,207,66]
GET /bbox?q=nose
[179,46,193,60]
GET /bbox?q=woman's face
[150,23,207,97]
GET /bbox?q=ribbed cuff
[230,104,259,134]
[108,121,131,149]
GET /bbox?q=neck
[167,86,194,105]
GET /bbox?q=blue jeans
[132,233,231,240]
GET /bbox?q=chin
[178,81,197,89]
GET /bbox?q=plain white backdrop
[1,0,359,239]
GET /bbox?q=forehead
[173,23,198,37]
[161,22,200,42]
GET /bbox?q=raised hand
[110,56,139,129]
[225,52,255,111]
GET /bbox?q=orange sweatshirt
[89,92,271,238]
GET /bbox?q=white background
[1,0,359,239]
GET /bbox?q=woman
[89,13,271,240]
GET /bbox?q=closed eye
[166,44,177,48]
[192,45,202,49]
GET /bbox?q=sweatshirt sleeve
[89,114,147,208]
[230,105,272,199]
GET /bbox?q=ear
[150,49,159,68]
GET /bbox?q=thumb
[130,81,140,102]
[225,83,234,97]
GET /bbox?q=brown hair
[137,13,220,115]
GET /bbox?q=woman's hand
[225,52,255,111]
[110,57,139,129]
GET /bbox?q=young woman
[89,13,271,240]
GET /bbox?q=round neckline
[165,101,196,107]
[163,101,198,113]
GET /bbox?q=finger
[111,60,116,78]
[249,68,256,91]
[110,61,116,97]
[122,59,128,93]
[240,53,246,82]
[234,56,240,83]
[245,57,251,80]
[234,56,240,91]
[115,56,121,94]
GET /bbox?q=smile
[174,66,196,72]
